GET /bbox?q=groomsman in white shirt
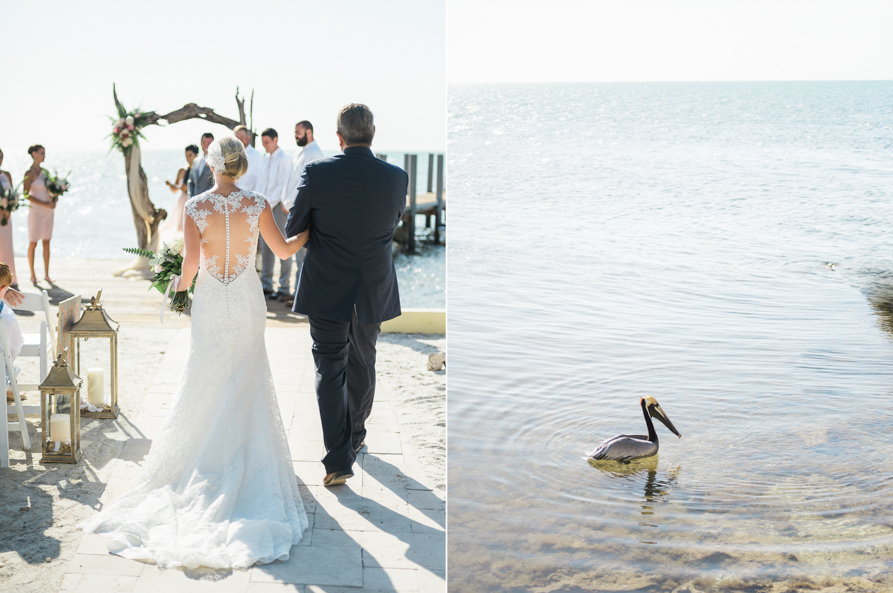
[258,128,294,299]
[233,125,264,194]
[279,120,325,304]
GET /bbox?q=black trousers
[308,309,381,473]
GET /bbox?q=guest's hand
[4,288,23,307]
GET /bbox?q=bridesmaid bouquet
[0,185,24,226]
[43,169,71,202]
[123,238,195,315]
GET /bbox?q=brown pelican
[585,397,682,462]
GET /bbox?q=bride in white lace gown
[80,137,310,569]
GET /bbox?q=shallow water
[2,149,443,307]
[448,82,893,590]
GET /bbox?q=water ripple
[448,81,893,591]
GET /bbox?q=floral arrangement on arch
[109,105,151,154]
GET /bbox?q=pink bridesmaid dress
[159,169,189,239]
[0,174,16,279]
[27,170,54,241]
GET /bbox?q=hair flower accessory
[205,143,226,173]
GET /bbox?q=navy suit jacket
[189,158,214,197]
[285,146,407,324]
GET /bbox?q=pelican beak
[650,404,682,438]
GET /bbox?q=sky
[448,0,893,83]
[0,0,445,154]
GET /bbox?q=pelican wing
[586,434,658,462]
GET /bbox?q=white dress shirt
[282,140,325,210]
[236,143,265,192]
[259,147,293,208]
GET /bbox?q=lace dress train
[79,191,307,569]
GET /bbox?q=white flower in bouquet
[154,264,164,273]
[165,237,185,256]
[125,115,134,126]
[122,138,133,148]
[0,198,7,209]
[116,118,124,128]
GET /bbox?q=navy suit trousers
[309,309,381,473]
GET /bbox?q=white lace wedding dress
[80,190,308,569]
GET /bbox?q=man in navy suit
[188,133,215,197]
[285,104,407,486]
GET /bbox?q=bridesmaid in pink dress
[0,147,17,290]
[23,144,56,285]
[159,144,198,239]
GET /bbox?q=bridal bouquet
[0,185,24,226]
[43,169,71,202]
[123,238,195,315]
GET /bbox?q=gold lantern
[69,291,120,419]
[40,351,84,463]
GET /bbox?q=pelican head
[642,397,682,438]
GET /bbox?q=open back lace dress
[80,190,308,569]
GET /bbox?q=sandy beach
[0,257,445,592]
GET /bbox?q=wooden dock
[380,153,445,252]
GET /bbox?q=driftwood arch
[112,84,254,276]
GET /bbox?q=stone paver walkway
[58,324,445,593]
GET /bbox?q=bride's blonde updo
[206,136,248,180]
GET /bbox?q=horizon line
[448,78,893,85]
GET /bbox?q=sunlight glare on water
[1,149,443,307]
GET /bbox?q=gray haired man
[285,104,406,485]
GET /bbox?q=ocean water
[448,82,893,591]
[1,149,443,307]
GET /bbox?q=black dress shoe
[323,469,354,487]
[262,288,274,296]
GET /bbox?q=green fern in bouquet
[123,239,196,314]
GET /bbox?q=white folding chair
[1,291,56,466]
[1,317,29,467]
[17,290,58,388]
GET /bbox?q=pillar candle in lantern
[49,413,71,441]
[87,368,104,405]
